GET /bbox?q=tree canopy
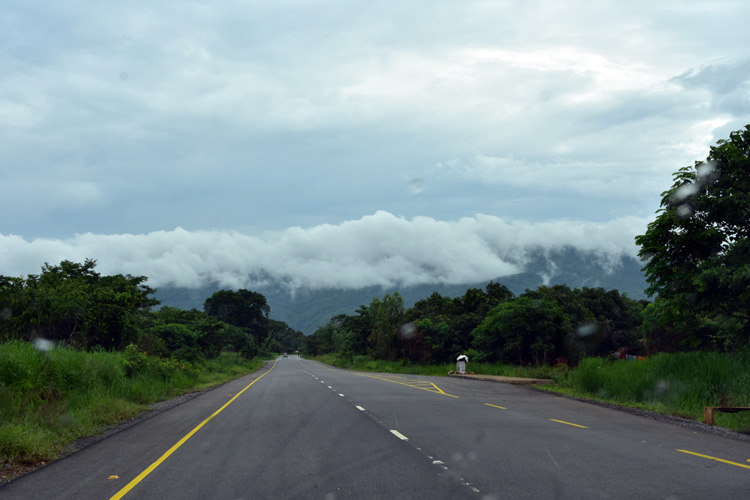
[0,259,157,350]
[635,124,750,348]
[304,282,644,365]
[203,289,270,344]
[0,261,304,363]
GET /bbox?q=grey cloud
[671,58,750,115]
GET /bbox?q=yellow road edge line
[485,403,507,410]
[677,449,750,470]
[550,419,587,428]
[109,361,278,500]
[353,372,459,398]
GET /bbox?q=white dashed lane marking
[390,430,409,441]
[304,367,480,495]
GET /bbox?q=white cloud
[0,211,648,291]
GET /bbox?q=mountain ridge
[153,248,649,334]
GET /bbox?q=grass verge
[0,341,265,478]
[311,353,563,379]
[543,351,750,432]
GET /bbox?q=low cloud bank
[0,211,649,291]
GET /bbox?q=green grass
[312,351,750,432]
[0,341,265,469]
[544,351,750,431]
[312,354,563,379]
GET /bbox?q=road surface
[2,356,749,499]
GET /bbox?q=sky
[1,0,749,291]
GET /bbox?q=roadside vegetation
[550,351,750,430]
[0,341,263,468]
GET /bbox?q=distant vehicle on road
[283,353,288,357]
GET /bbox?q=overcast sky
[2,1,749,291]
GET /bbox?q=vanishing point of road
[2,357,749,499]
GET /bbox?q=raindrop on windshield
[33,337,54,352]
[399,322,416,340]
[576,322,598,338]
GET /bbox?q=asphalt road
[3,357,750,499]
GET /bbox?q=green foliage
[551,351,750,430]
[0,341,263,466]
[203,289,269,345]
[368,292,405,360]
[635,124,750,348]
[0,266,297,365]
[147,324,203,364]
[0,259,157,350]
[473,296,571,364]
[307,281,645,367]
[265,319,305,353]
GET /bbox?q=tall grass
[0,341,264,468]
[549,351,750,431]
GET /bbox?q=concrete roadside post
[456,354,468,374]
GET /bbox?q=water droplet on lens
[576,323,598,337]
[676,204,693,218]
[399,322,416,339]
[33,338,54,351]
[672,182,700,202]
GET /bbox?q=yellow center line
[677,449,750,470]
[485,403,507,410]
[353,372,459,398]
[550,419,587,428]
[109,361,277,500]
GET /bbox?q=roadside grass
[312,354,562,379]
[312,351,750,432]
[545,351,750,432]
[0,341,264,472]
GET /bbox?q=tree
[368,292,405,360]
[83,273,158,350]
[146,307,229,359]
[473,296,571,365]
[0,260,158,349]
[265,319,305,353]
[635,125,750,348]
[203,289,270,344]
